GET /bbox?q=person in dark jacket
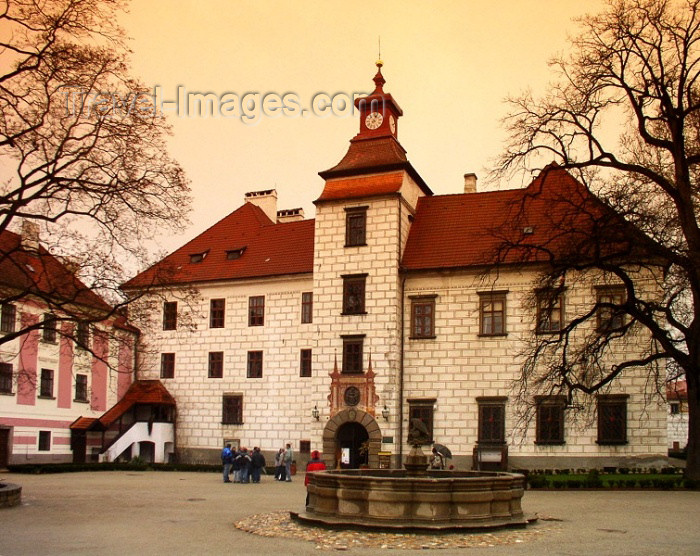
[236,448,252,483]
[250,447,266,483]
[304,450,327,505]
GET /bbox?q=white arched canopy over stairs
[322,408,383,469]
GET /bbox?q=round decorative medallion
[344,386,361,406]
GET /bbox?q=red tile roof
[122,203,315,288]
[0,229,112,311]
[98,380,176,428]
[667,380,688,401]
[402,165,620,270]
[69,417,99,430]
[316,172,405,202]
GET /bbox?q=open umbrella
[433,443,452,459]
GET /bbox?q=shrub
[528,475,547,489]
[585,469,602,488]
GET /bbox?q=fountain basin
[293,469,529,531]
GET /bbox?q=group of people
[273,443,294,481]
[221,444,266,483]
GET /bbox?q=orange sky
[121,0,605,256]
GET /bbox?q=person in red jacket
[304,450,327,506]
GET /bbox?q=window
[597,395,628,445]
[76,321,90,349]
[1,303,16,333]
[38,431,51,451]
[222,395,243,424]
[408,399,435,444]
[208,351,224,378]
[342,335,364,374]
[247,351,263,378]
[42,313,57,343]
[535,397,565,444]
[477,398,507,444]
[226,247,246,260]
[301,292,313,324]
[410,296,436,338]
[75,374,88,402]
[479,293,506,336]
[299,440,311,454]
[248,296,264,326]
[210,298,225,328]
[670,402,680,415]
[342,274,366,315]
[300,349,312,377]
[536,290,564,334]
[163,301,177,330]
[39,368,54,398]
[189,250,208,263]
[345,207,367,247]
[597,287,626,332]
[160,353,175,379]
[0,362,12,394]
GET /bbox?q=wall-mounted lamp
[311,404,320,421]
[381,405,389,421]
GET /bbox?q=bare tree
[0,1,192,355]
[497,0,700,478]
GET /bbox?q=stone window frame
[39,368,54,398]
[596,285,627,332]
[345,206,368,247]
[408,398,436,445]
[300,348,312,377]
[301,292,313,324]
[208,351,224,378]
[536,289,565,334]
[210,298,225,329]
[160,353,175,379]
[248,295,265,327]
[74,374,89,403]
[597,394,628,445]
[38,430,51,451]
[222,394,243,425]
[477,396,507,444]
[0,302,16,333]
[0,362,13,394]
[478,291,507,336]
[535,396,566,445]
[42,313,57,343]
[409,295,437,339]
[75,320,90,350]
[162,301,177,331]
[341,334,364,374]
[342,274,367,315]
[247,350,263,378]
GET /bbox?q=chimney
[21,220,40,252]
[244,189,278,222]
[276,208,305,223]
[463,173,478,194]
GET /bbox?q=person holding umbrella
[429,447,445,469]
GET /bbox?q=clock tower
[355,60,401,140]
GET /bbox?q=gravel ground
[1,470,699,555]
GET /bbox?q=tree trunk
[685,372,700,480]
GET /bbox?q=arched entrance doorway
[321,408,383,469]
[336,422,369,469]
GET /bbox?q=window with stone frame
[408,399,435,444]
[163,301,177,330]
[477,397,507,444]
[342,335,364,374]
[345,206,368,247]
[74,374,88,402]
[42,313,57,343]
[248,296,265,326]
[222,394,243,424]
[596,286,626,332]
[210,298,225,328]
[342,274,367,315]
[478,292,507,336]
[300,348,312,377]
[535,396,566,444]
[208,351,224,378]
[160,353,175,379]
[38,430,51,451]
[39,368,54,398]
[0,362,12,394]
[1,302,16,333]
[536,290,564,334]
[247,350,263,378]
[76,321,90,349]
[410,295,436,339]
[597,394,628,445]
[301,292,313,324]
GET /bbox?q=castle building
[122,63,667,470]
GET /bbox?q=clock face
[365,111,383,130]
[389,115,396,134]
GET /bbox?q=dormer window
[226,247,246,260]
[190,250,209,263]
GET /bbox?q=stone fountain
[293,440,530,531]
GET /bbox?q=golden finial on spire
[376,36,383,68]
